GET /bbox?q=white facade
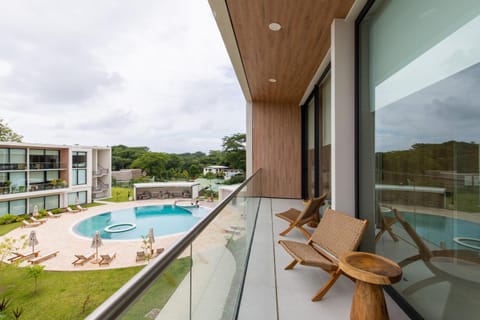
[203,165,243,180]
[0,142,111,215]
[203,165,229,176]
[133,182,200,200]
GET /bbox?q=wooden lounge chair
[76,204,87,211]
[29,251,59,265]
[47,211,61,218]
[278,208,368,301]
[21,220,41,228]
[65,207,80,213]
[72,253,95,266]
[276,193,328,239]
[31,216,47,224]
[153,248,165,257]
[136,251,146,262]
[99,252,116,265]
[8,251,40,263]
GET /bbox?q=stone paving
[0,199,220,271]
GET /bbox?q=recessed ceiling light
[268,22,282,31]
[268,78,277,83]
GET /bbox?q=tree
[111,145,149,171]
[26,265,45,294]
[131,152,170,180]
[0,119,23,142]
[222,133,246,171]
[188,164,202,178]
[0,235,27,264]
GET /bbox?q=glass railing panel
[87,170,262,320]
[190,190,261,320]
[120,246,192,320]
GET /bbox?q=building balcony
[0,182,67,195]
[29,162,68,170]
[0,163,27,171]
[92,183,109,193]
[93,167,109,177]
[86,172,408,319]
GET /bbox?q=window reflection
[360,1,480,319]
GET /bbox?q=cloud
[375,62,480,152]
[0,0,245,153]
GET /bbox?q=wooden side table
[340,252,402,320]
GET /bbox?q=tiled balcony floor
[238,198,410,320]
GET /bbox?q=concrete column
[331,19,355,216]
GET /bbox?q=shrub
[51,208,64,214]
[0,214,17,225]
[15,214,28,222]
[38,209,47,217]
[223,175,245,185]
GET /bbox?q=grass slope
[103,187,133,202]
[0,222,22,236]
[0,258,189,320]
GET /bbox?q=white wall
[331,19,355,216]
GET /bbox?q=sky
[0,1,246,153]
[375,62,480,152]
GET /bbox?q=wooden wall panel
[253,102,301,198]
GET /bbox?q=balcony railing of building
[92,190,109,200]
[0,163,27,171]
[0,182,68,195]
[93,167,109,177]
[92,182,109,193]
[86,170,262,320]
[29,162,68,170]
[0,163,68,171]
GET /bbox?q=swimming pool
[73,205,210,240]
[400,211,480,249]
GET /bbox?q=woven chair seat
[279,240,337,272]
[275,193,328,239]
[276,208,311,225]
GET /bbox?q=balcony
[93,167,109,177]
[0,163,26,171]
[92,182,109,194]
[86,171,408,319]
[0,182,68,196]
[29,162,68,170]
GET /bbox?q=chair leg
[311,269,342,301]
[386,227,399,241]
[374,230,385,243]
[279,224,295,236]
[297,226,312,239]
[285,259,298,270]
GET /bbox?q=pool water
[73,205,210,240]
[400,211,480,249]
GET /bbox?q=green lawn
[103,187,133,202]
[83,202,105,208]
[0,222,22,236]
[0,258,190,320]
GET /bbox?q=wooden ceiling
[226,0,355,104]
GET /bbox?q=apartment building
[0,142,111,215]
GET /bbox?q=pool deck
[0,199,219,271]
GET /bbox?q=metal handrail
[86,170,260,320]
[93,167,109,176]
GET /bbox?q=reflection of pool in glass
[73,205,210,240]
[401,211,480,249]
